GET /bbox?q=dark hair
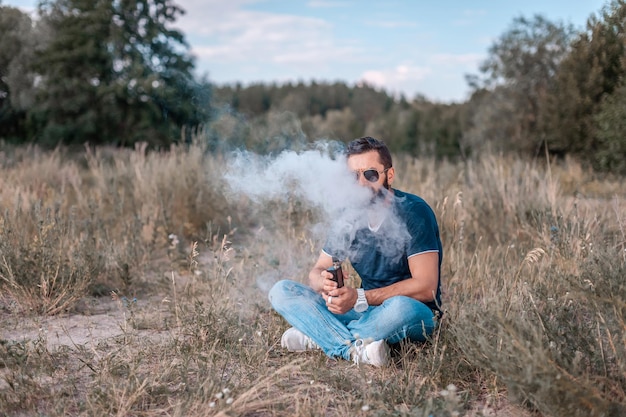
[346,136,393,169]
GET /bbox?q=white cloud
[364,20,417,29]
[451,9,487,26]
[432,53,484,68]
[179,0,365,71]
[175,0,471,101]
[307,1,352,8]
[360,70,387,86]
[361,65,431,84]
[177,0,263,35]
[462,9,487,17]
[360,65,432,97]
[4,0,37,16]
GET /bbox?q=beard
[368,173,391,204]
[383,174,390,190]
[369,186,388,205]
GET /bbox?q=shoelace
[352,339,366,365]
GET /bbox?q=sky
[4,0,608,102]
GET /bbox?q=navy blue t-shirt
[323,189,442,313]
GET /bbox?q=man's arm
[324,251,439,314]
[364,251,439,305]
[308,251,335,293]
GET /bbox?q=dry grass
[0,139,624,416]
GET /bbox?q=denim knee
[268,279,310,310]
[382,296,436,339]
[268,279,290,306]
[382,295,420,313]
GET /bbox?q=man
[269,136,442,366]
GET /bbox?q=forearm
[308,267,326,293]
[364,278,436,306]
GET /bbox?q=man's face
[347,151,394,196]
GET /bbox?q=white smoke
[224,142,371,227]
[223,141,410,262]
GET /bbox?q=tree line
[1,0,625,173]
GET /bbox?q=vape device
[326,257,344,288]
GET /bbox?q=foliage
[0,201,103,315]
[0,0,211,147]
[465,14,576,155]
[463,3,626,171]
[0,5,38,140]
[0,141,236,315]
[541,0,626,161]
[594,83,626,174]
[30,0,116,145]
[210,82,469,159]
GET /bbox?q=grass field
[0,141,624,416]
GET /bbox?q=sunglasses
[354,168,389,182]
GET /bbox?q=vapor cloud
[224,143,370,217]
[223,141,410,263]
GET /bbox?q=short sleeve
[404,200,440,257]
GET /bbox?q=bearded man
[269,136,442,366]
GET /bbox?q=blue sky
[4,0,607,102]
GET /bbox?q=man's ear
[387,167,395,185]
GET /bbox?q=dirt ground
[0,296,167,350]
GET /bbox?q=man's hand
[308,251,358,314]
[322,276,358,314]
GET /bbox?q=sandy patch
[0,295,173,350]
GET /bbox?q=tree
[32,0,210,146]
[358,96,467,160]
[350,83,392,129]
[31,0,113,145]
[593,83,626,174]
[466,15,576,155]
[0,5,38,140]
[541,0,626,160]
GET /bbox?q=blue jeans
[268,279,437,361]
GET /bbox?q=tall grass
[0,140,624,416]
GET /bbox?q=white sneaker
[280,327,319,352]
[352,339,390,367]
